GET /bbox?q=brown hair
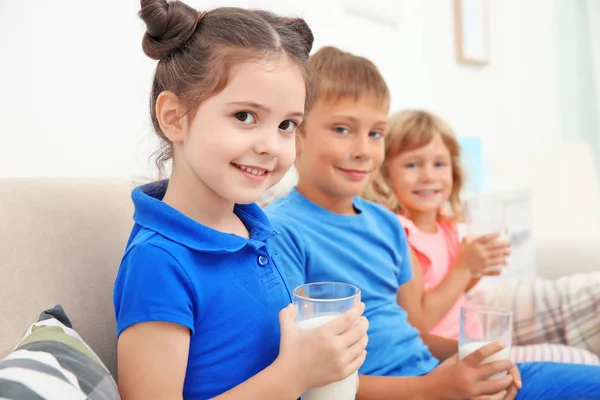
[139,0,314,173]
[363,110,464,220]
[307,46,390,109]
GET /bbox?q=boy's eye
[279,120,298,133]
[333,126,349,135]
[405,163,418,169]
[234,111,256,124]
[435,161,448,167]
[369,131,384,139]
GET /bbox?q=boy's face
[296,94,388,201]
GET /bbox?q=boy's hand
[504,364,522,400]
[456,234,511,276]
[275,302,369,393]
[427,342,514,399]
[472,364,521,400]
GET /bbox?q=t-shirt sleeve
[396,221,414,286]
[113,243,195,337]
[397,214,418,251]
[267,214,307,292]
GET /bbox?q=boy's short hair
[308,46,390,108]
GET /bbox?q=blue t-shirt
[114,181,292,399]
[267,189,440,377]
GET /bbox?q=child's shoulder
[438,217,459,234]
[265,189,309,227]
[396,214,458,243]
[354,197,405,233]
[123,227,184,266]
[355,196,399,220]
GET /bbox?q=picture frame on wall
[454,0,490,66]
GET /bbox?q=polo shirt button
[258,255,269,266]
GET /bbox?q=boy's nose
[351,136,371,160]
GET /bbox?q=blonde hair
[363,110,464,220]
[307,46,390,110]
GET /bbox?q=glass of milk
[464,199,510,274]
[292,282,361,400]
[459,306,513,380]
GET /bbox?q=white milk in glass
[298,315,358,400]
[459,341,511,380]
[484,230,509,274]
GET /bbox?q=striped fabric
[511,343,600,365]
[470,272,600,362]
[0,305,119,400]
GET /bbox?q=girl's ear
[156,91,187,144]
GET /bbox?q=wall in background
[0,0,569,190]
[554,0,600,176]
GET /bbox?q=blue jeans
[516,362,600,399]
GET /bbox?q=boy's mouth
[337,167,369,180]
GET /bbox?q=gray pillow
[0,305,119,399]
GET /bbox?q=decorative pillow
[0,305,119,400]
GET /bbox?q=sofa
[1,143,598,390]
[0,178,134,381]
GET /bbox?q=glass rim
[292,282,361,303]
[461,305,513,317]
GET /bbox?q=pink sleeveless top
[397,215,476,339]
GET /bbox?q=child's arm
[118,304,369,400]
[356,342,516,400]
[396,250,459,360]
[416,234,509,329]
[216,304,368,400]
[409,245,473,331]
[117,321,190,400]
[465,276,481,292]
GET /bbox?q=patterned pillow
[0,305,119,400]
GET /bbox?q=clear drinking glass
[464,199,509,273]
[292,282,361,400]
[459,306,513,379]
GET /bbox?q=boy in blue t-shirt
[267,46,600,399]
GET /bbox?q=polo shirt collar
[132,181,276,253]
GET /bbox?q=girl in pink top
[363,110,508,338]
[363,110,600,364]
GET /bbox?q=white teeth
[236,165,265,175]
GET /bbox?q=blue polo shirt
[114,181,292,399]
[266,189,440,377]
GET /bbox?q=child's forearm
[213,358,303,400]
[421,266,472,329]
[465,276,481,292]
[421,333,458,361]
[357,374,444,400]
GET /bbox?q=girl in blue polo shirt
[113,2,369,399]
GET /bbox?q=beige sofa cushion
[531,143,600,279]
[0,178,134,378]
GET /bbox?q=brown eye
[234,112,256,124]
[279,120,298,133]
